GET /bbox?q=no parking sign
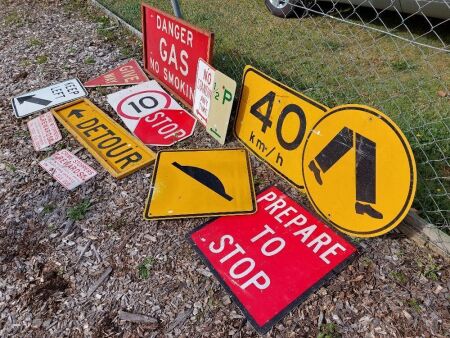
[107,81,196,146]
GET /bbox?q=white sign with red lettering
[39,150,97,190]
[193,59,214,125]
[106,81,196,146]
[27,111,62,151]
[192,59,236,144]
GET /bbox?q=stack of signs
[52,98,156,178]
[235,66,417,237]
[107,81,196,146]
[27,112,62,151]
[12,79,87,118]
[142,4,213,107]
[40,150,97,190]
[189,186,358,334]
[193,59,236,144]
[84,59,148,87]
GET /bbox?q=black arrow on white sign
[17,94,52,106]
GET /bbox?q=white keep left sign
[12,79,87,118]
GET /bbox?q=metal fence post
[170,0,183,18]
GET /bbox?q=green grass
[137,257,154,279]
[67,200,91,221]
[318,323,341,338]
[406,298,422,312]
[29,38,43,47]
[3,11,23,26]
[43,203,55,214]
[84,56,96,65]
[36,55,48,64]
[96,0,449,227]
[390,270,408,284]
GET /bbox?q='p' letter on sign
[189,186,357,334]
[142,4,214,108]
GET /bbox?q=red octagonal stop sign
[134,109,196,146]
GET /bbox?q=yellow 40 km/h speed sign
[234,66,328,189]
[302,105,417,237]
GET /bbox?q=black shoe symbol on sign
[308,127,383,220]
[172,162,233,201]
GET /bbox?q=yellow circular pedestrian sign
[302,104,417,237]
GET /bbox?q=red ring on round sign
[117,90,171,120]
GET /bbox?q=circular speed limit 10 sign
[107,81,197,146]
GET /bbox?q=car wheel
[265,0,312,18]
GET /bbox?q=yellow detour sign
[302,104,417,237]
[52,99,155,178]
[143,148,256,220]
[234,66,328,189]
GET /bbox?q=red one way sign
[189,186,357,334]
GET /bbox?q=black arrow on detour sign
[68,109,85,118]
[172,162,233,201]
[17,94,52,106]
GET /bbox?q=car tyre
[265,0,312,18]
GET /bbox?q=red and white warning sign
[27,111,62,151]
[189,186,357,334]
[39,150,97,190]
[84,59,148,87]
[142,4,213,107]
[193,59,214,125]
[107,81,196,146]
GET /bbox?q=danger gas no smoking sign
[189,186,357,334]
[142,4,213,108]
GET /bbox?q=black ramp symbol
[172,162,233,201]
[308,127,383,219]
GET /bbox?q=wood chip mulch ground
[0,0,449,336]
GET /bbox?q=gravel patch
[0,0,449,336]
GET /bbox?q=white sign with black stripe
[12,79,87,118]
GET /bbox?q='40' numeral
[250,91,306,151]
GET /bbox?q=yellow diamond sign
[144,148,257,220]
[234,66,328,189]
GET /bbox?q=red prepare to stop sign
[189,186,358,334]
[134,108,196,146]
[142,4,213,108]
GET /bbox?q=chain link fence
[97,0,449,235]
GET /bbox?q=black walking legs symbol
[308,127,383,219]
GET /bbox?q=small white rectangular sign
[27,112,62,151]
[193,59,214,126]
[12,79,87,118]
[192,59,236,144]
[39,150,97,190]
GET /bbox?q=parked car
[265,0,450,20]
